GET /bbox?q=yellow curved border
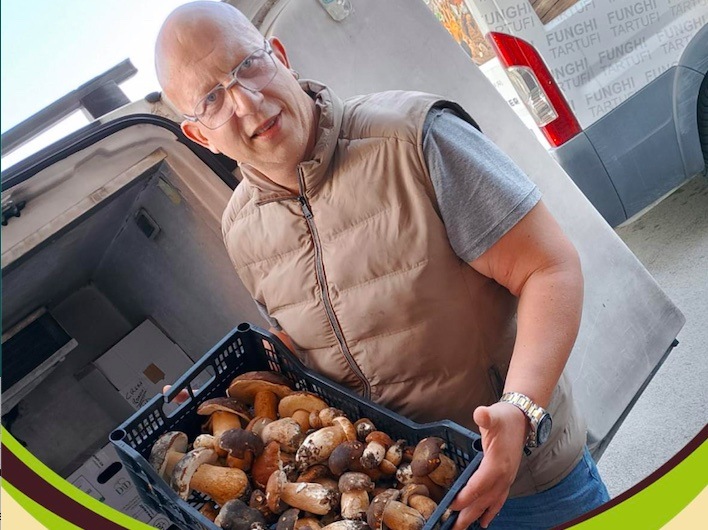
[570,436,707,528]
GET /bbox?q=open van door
[226,0,685,457]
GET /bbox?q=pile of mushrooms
[148,371,459,530]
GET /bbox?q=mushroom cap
[172,447,218,500]
[220,428,265,459]
[332,417,357,442]
[276,508,301,530]
[328,441,365,476]
[367,489,400,530]
[297,464,332,483]
[149,431,188,477]
[252,441,284,490]
[365,431,394,448]
[198,397,252,422]
[261,418,304,453]
[400,484,430,505]
[338,472,374,493]
[228,372,293,403]
[411,437,445,477]
[278,392,328,418]
[353,419,376,442]
[215,499,267,530]
[266,470,289,513]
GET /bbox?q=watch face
[537,414,553,445]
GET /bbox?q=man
[155,2,609,528]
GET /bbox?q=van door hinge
[1,198,26,226]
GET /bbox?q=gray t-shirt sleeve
[423,106,541,262]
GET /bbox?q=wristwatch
[499,392,553,450]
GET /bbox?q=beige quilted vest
[222,81,585,496]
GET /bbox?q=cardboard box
[67,443,172,527]
[93,319,208,410]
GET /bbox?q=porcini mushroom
[214,499,267,530]
[219,428,265,470]
[266,470,338,515]
[250,489,276,523]
[172,448,250,506]
[338,472,374,520]
[296,416,356,469]
[322,522,369,530]
[252,441,285,490]
[361,432,393,470]
[228,372,293,420]
[149,431,188,482]
[261,418,305,453]
[410,437,458,488]
[278,392,328,432]
[199,501,219,522]
[309,407,347,430]
[395,463,446,503]
[367,489,424,530]
[295,517,324,530]
[353,419,376,442]
[328,441,365,476]
[276,508,301,530]
[400,484,437,521]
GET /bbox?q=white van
[427,0,707,226]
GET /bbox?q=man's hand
[451,402,529,529]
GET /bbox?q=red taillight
[487,31,582,147]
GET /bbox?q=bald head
[155,1,264,112]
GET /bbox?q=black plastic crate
[110,323,483,530]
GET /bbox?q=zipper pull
[298,196,313,219]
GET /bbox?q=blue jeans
[487,446,611,530]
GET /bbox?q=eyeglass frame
[182,39,277,130]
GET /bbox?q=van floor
[599,175,708,496]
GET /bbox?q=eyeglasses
[184,40,277,130]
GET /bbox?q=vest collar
[239,80,343,203]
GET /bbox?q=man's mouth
[251,114,280,138]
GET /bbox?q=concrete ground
[597,174,708,497]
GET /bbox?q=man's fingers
[452,503,488,530]
[162,385,190,404]
[478,500,505,529]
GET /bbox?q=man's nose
[229,83,263,117]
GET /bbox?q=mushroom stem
[428,454,458,488]
[408,495,437,521]
[383,501,425,530]
[340,490,369,520]
[255,390,279,420]
[281,482,337,515]
[164,450,184,479]
[191,464,249,505]
[212,410,242,437]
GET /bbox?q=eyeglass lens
[195,47,276,128]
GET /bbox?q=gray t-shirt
[256,107,541,328]
[423,105,541,262]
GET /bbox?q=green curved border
[570,437,707,529]
[2,427,706,528]
[2,427,154,530]
[3,480,81,530]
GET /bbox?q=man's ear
[181,120,219,154]
[269,36,290,69]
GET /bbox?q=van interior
[1,135,264,478]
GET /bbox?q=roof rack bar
[1,59,137,158]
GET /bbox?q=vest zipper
[297,175,372,399]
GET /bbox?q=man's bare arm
[451,200,584,529]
